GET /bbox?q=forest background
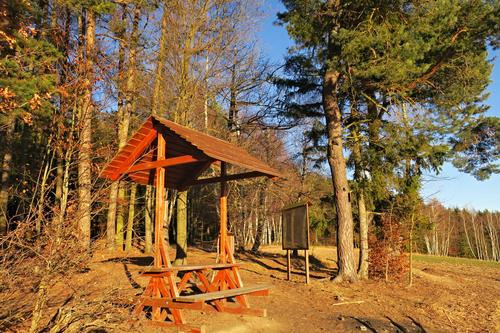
[0,0,499,330]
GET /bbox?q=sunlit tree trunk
[144,186,153,254]
[77,9,95,248]
[151,1,168,116]
[251,183,267,252]
[321,0,357,282]
[324,70,357,282]
[175,190,188,265]
[108,5,127,250]
[0,122,14,235]
[351,117,368,279]
[144,1,169,254]
[125,183,137,251]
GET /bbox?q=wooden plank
[141,263,240,274]
[174,285,270,303]
[138,297,267,317]
[122,155,202,174]
[187,171,265,187]
[108,129,157,180]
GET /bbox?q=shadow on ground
[344,315,428,333]
[101,256,154,267]
[236,250,338,280]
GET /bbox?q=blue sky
[258,1,499,211]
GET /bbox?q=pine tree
[277,0,498,281]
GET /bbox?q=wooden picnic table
[135,261,270,332]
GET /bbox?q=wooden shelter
[101,115,280,332]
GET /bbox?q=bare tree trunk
[351,125,368,279]
[0,122,14,235]
[251,184,267,253]
[106,10,126,246]
[471,213,482,259]
[77,9,95,249]
[144,186,153,254]
[461,212,477,259]
[29,275,48,333]
[125,183,137,251]
[107,182,118,248]
[116,5,140,250]
[408,212,415,287]
[143,2,168,254]
[57,109,76,226]
[357,191,368,279]
[53,156,63,211]
[151,1,168,116]
[486,212,498,261]
[35,150,54,235]
[175,190,188,265]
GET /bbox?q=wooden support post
[219,162,228,264]
[286,250,291,281]
[154,132,166,268]
[305,249,310,284]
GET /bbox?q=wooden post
[305,203,310,284]
[154,132,166,268]
[220,162,228,264]
[305,249,310,284]
[286,249,291,281]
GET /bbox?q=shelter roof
[101,116,280,189]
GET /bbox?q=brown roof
[100,115,280,189]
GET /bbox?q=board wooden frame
[281,203,310,250]
[281,202,310,284]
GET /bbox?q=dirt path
[7,245,498,333]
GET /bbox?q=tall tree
[115,4,141,250]
[77,8,95,248]
[278,0,360,282]
[106,4,128,249]
[278,0,498,282]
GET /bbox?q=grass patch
[413,254,500,268]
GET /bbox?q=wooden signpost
[281,202,310,284]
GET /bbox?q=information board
[282,203,309,250]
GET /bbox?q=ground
[4,245,499,333]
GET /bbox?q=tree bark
[357,191,368,279]
[251,183,267,253]
[108,5,127,250]
[0,122,14,235]
[143,2,168,253]
[125,183,137,251]
[116,5,140,250]
[144,185,153,254]
[107,181,118,248]
[77,9,95,249]
[323,70,357,282]
[322,0,357,283]
[351,115,369,279]
[175,190,188,265]
[151,1,169,116]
